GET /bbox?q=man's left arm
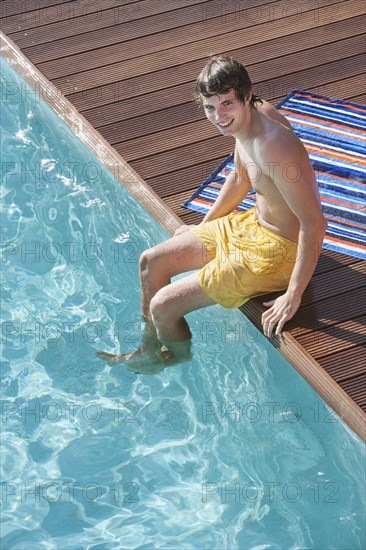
[259,136,327,337]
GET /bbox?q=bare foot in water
[96,348,161,365]
[96,346,173,365]
[96,348,144,364]
[96,342,192,374]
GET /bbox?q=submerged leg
[96,316,161,364]
[96,317,192,367]
[149,272,216,362]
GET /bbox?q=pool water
[1,56,365,549]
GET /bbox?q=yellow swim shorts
[189,207,298,308]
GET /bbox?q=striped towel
[183,90,366,260]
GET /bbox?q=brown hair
[195,55,263,108]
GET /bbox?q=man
[97,55,326,369]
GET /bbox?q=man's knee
[139,247,160,272]
[150,288,171,323]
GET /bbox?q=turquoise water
[1,55,365,549]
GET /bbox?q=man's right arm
[202,144,251,222]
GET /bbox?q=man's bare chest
[236,143,273,195]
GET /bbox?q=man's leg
[150,271,216,342]
[97,228,215,364]
[139,226,213,319]
[105,272,216,368]
[146,270,216,366]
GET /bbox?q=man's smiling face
[201,89,250,136]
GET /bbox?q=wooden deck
[1,0,365,440]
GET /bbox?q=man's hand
[262,292,301,338]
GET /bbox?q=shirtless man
[97,55,327,369]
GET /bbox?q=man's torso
[236,104,319,243]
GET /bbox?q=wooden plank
[262,73,366,107]
[164,190,204,220]
[67,51,365,167]
[318,345,366,382]
[354,397,366,410]
[23,0,349,69]
[348,93,366,103]
[339,374,366,408]
[0,0,76,19]
[178,209,207,225]
[128,47,364,179]
[84,58,365,136]
[1,0,200,37]
[297,262,366,307]
[313,249,362,275]
[92,82,366,148]
[241,296,366,357]
[67,57,208,111]
[269,63,365,105]
[116,119,220,162]
[247,54,365,106]
[285,289,366,336]
[294,316,366,357]
[83,81,195,128]
[50,1,365,92]
[147,159,225,197]
[98,102,204,148]
[87,33,364,140]
[130,135,234,180]
[67,15,366,112]
[105,53,365,160]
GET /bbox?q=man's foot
[96,341,192,373]
[96,346,170,365]
[96,347,150,364]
